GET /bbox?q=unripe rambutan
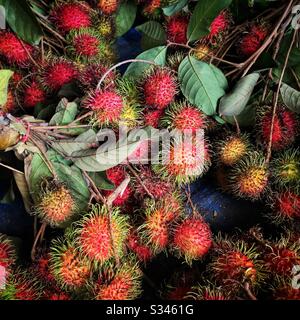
[36,183,76,227]
[127,231,153,263]
[269,191,300,221]
[228,151,268,200]
[166,15,189,44]
[41,58,78,91]
[119,103,142,129]
[271,148,300,191]
[97,0,119,15]
[142,68,177,109]
[0,31,34,67]
[0,234,16,275]
[162,101,206,132]
[73,205,129,265]
[2,90,16,113]
[216,133,251,167]
[134,166,173,199]
[144,109,164,128]
[79,62,116,90]
[0,268,42,300]
[239,24,268,57]
[153,138,211,185]
[193,44,211,61]
[207,10,231,44]
[257,105,298,151]
[50,237,91,291]
[209,236,264,292]
[95,16,116,39]
[94,258,142,300]
[103,166,133,206]
[170,214,212,265]
[187,281,230,300]
[23,80,46,108]
[83,89,123,126]
[49,2,92,34]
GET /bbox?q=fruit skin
[95,15,116,39]
[209,235,265,294]
[216,133,251,167]
[153,138,211,185]
[271,148,300,192]
[186,281,231,300]
[50,237,91,291]
[193,44,211,61]
[93,257,142,300]
[142,68,177,109]
[239,24,268,57]
[36,183,76,228]
[171,214,212,265]
[162,101,206,132]
[0,125,20,151]
[0,31,34,67]
[98,0,119,15]
[0,234,16,276]
[228,151,268,200]
[72,204,129,266]
[83,89,124,126]
[49,1,92,34]
[144,109,164,128]
[271,277,300,300]
[103,166,133,206]
[127,230,153,263]
[41,58,78,91]
[166,15,189,44]
[257,105,298,151]
[23,80,46,108]
[207,10,231,44]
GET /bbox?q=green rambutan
[228,151,269,200]
[161,101,206,132]
[50,237,91,291]
[193,44,211,61]
[35,182,76,228]
[72,204,129,266]
[215,133,251,167]
[271,148,300,191]
[170,214,212,265]
[95,15,116,39]
[93,257,142,300]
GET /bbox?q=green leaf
[187,0,232,42]
[0,0,43,45]
[124,46,167,79]
[0,70,13,107]
[163,0,188,16]
[13,171,32,213]
[280,83,300,114]
[115,1,137,37]
[88,172,114,191]
[49,99,78,126]
[223,102,256,127]
[178,56,227,115]
[136,21,167,47]
[219,73,260,116]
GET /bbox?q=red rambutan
[127,231,153,263]
[0,234,16,275]
[143,68,177,109]
[98,0,119,15]
[144,109,164,128]
[2,89,16,113]
[23,80,46,108]
[171,214,212,265]
[49,2,92,34]
[271,191,300,221]
[208,11,231,43]
[166,15,189,44]
[0,31,34,67]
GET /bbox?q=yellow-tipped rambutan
[187,281,231,300]
[97,0,119,15]
[193,44,211,61]
[228,151,269,200]
[95,15,116,39]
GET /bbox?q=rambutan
[216,133,251,167]
[258,105,298,151]
[98,0,119,15]
[23,80,46,108]
[153,138,211,185]
[270,191,300,221]
[162,101,206,132]
[166,15,189,44]
[207,10,231,44]
[96,16,116,39]
[167,52,186,71]
[127,231,153,263]
[2,90,16,113]
[49,2,92,34]
[271,148,300,191]
[41,58,78,91]
[209,236,264,291]
[0,234,16,275]
[272,279,300,300]
[119,103,142,129]
[144,109,164,128]
[36,183,76,227]
[187,281,230,300]
[35,252,56,284]
[193,44,211,61]
[43,288,71,300]
[143,0,161,17]
[0,31,34,67]
[170,214,212,265]
[50,237,91,291]
[94,258,142,300]
[73,205,129,265]
[142,68,177,109]
[83,89,123,126]
[103,166,133,206]
[12,72,23,86]
[228,151,268,199]
[126,139,150,164]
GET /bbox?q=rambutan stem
[244,282,257,300]
[127,165,154,199]
[233,116,241,135]
[31,222,47,261]
[82,171,106,204]
[96,59,158,90]
[266,29,297,163]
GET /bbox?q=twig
[244,282,257,300]
[31,222,47,261]
[106,175,131,207]
[82,171,106,204]
[127,165,154,199]
[233,116,241,135]
[0,162,24,175]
